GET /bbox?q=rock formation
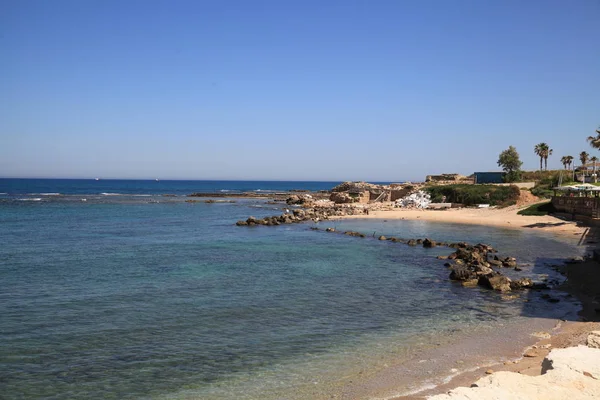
[429,346,600,400]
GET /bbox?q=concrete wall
[349,191,371,204]
[390,189,412,201]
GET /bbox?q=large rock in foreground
[429,346,600,400]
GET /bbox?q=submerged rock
[423,238,436,248]
[510,278,534,290]
[344,231,365,238]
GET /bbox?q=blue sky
[1,0,599,181]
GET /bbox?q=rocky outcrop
[429,346,600,400]
[444,244,542,293]
[478,274,512,292]
[587,331,600,349]
[331,181,387,193]
[286,194,313,205]
[329,192,355,204]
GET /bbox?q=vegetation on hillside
[425,184,520,207]
[517,201,556,216]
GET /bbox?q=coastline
[326,205,599,399]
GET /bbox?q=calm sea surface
[0,179,583,399]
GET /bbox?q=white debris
[395,190,431,209]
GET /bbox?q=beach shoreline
[324,205,599,399]
[331,203,586,238]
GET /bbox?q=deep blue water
[0,180,583,399]
[0,178,350,196]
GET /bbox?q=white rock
[428,346,600,400]
[543,345,600,380]
[587,331,600,349]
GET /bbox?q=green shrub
[425,184,520,207]
[530,185,554,199]
[517,201,555,216]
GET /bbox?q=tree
[580,151,589,178]
[534,142,552,171]
[560,156,568,169]
[561,155,573,170]
[591,156,599,183]
[497,146,523,182]
[587,126,600,150]
[545,148,553,171]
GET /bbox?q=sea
[0,179,585,399]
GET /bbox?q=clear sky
[1,0,599,181]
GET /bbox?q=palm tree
[591,156,599,183]
[534,143,550,171]
[580,151,590,179]
[560,156,568,169]
[544,148,553,170]
[566,155,574,170]
[580,151,589,167]
[588,127,600,150]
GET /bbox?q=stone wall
[552,196,599,218]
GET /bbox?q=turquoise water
[0,187,583,399]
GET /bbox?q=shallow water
[0,191,583,399]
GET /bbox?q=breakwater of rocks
[235,211,566,299]
[235,206,366,226]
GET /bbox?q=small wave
[18,198,42,201]
[40,193,61,196]
[101,193,122,196]
[0,192,7,195]
[131,194,152,197]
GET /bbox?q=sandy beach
[336,203,587,238]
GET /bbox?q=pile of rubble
[395,190,431,208]
[330,181,389,192]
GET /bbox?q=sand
[335,203,586,238]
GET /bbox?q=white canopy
[553,184,600,191]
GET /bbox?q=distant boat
[156,178,160,182]
[95,178,100,181]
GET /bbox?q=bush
[530,185,554,199]
[517,201,556,216]
[503,170,522,183]
[425,184,521,207]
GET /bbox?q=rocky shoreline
[235,204,573,297]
